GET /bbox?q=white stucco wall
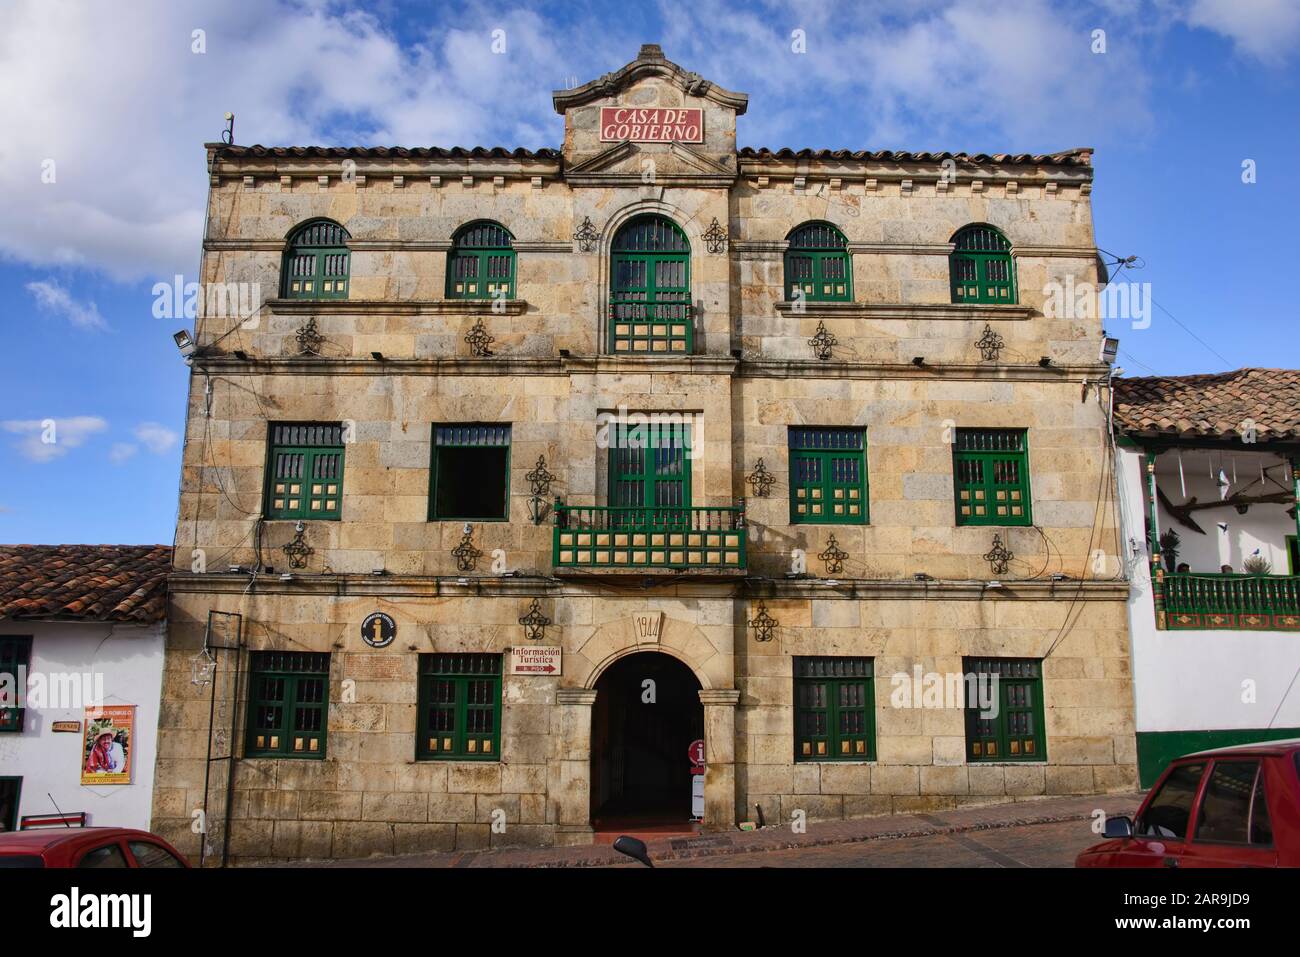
[1118,446,1300,733]
[1152,448,1292,574]
[0,620,166,830]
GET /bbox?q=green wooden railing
[1160,572,1300,630]
[554,501,744,570]
[608,298,693,354]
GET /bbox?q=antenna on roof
[221,112,234,145]
[47,792,73,827]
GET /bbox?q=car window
[1136,762,1205,839]
[128,841,184,868]
[78,843,129,868]
[1250,768,1273,845]
[0,855,44,868]
[1195,760,1259,844]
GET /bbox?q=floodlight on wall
[1038,356,1052,367]
[1100,336,1120,365]
[173,330,196,360]
[912,356,925,366]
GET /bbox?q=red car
[0,827,189,869]
[1077,738,1300,867]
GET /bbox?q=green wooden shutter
[608,422,692,513]
[282,220,350,299]
[417,654,502,760]
[950,225,1015,304]
[265,423,345,521]
[965,657,1045,762]
[0,637,32,733]
[788,427,867,524]
[953,428,1031,526]
[785,222,851,302]
[794,657,875,761]
[245,651,330,759]
[447,222,515,300]
[610,216,692,354]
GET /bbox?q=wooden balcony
[1160,572,1300,630]
[553,502,745,571]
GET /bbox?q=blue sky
[1,0,1298,545]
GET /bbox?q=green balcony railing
[608,298,693,354]
[554,502,745,570]
[1160,572,1300,630]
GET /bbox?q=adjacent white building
[1113,370,1300,785]
[0,545,169,831]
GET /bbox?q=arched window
[609,214,691,353]
[785,222,851,302]
[282,219,350,300]
[447,221,515,300]
[950,224,1015,304]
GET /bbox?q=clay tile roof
[1112,369,1300,442]
[737,147,1093,167]
[0,545,171,623]
[212,144,560,160]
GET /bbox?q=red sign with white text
[600,107,703,143]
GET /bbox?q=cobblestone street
[293,792,1144,869]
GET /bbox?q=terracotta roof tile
[0,545,171,623]
[212,144,560,160]
[1113,369,1300,442]
[738,147,1093,167]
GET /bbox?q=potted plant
[1159,528,1181,571]
[1243,554,1273,576]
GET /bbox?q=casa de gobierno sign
[600,107,703,143]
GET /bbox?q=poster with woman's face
[81,705,134,786]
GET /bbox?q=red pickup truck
[0,827,189,869]
[1076,739,1300,867]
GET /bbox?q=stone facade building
[155,45,1135,863]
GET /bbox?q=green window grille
[950,224,1015,304]
[429,424,511,521]
[264,423,345,521]
[794,657,875,761]
[608,422,692,513]
[282,219,350,300]
[788,427,867,524]
[609,215,692,354]
[964,657,1045,762]
[0,637,32,733]
[953,428,1031,526]
[245,651,330,759]
[447,221,516,300]
[417,653,502,760]
[785,221,851,302]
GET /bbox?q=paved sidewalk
[302,792,1143,868]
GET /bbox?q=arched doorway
[590,651,703,832]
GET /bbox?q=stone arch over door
[545,615,738,840]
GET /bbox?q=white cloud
[134,422,179,455]
[1185,0,1300,64]
[1,416,108,463]
[26,278,107,331]
[109,442,138,464]
[0,1,620,283]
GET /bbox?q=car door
[1107,760,1206,867]
[1179,758,1278,867]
